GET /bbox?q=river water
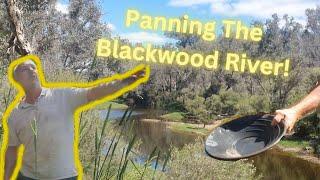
[99,109,320,180]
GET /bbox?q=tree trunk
[5,0,32,56]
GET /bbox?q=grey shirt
[8,88,88,179]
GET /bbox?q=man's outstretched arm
[5,146,18,180]
[272,82,320,133]
[86,67,146,102]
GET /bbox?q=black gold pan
[205,114,286,160]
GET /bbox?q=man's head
[13,60,40,91]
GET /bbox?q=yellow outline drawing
[0,54,150,180]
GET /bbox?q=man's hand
[122,67,146,85]
[271,82,320,135]
[272,108,301,134]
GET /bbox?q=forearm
[87,78,132,102]
[290,84,320,119]
[5,164,15,180]
[5,150,17,180]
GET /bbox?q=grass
[169,123,209,136]
[95,101,128,110]
[79,106,168,179]
[167,115,249,136]
[278,139,310,149]
[30,117,38,176]
[160,112,185,122]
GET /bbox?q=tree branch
[5,0,32,55]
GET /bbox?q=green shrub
[236,95,271,115]
[205,90,240,116]
[167,139,259,180]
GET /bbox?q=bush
[160,112,186,122]
[167,139,259,180]
[236,95,271,115]
[205,90,240,116]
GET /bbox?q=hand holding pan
[205,114,286,160]
[272,108,301,136]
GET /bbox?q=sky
[56,0,319,44]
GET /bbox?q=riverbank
[95,101,129,110]
[140,118,320,165]
[277,141,320,165]
[140,118,226,136]
[101,104,320,165]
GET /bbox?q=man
[5,60,147,180]
[272,82,320,134]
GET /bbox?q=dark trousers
[17,172,77,180]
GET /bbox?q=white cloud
[106,23,116,31]
[169,0,319,24]
[55,2,68,14]
[169,0,213,7]
[120,32,175,44]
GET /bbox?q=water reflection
[249,148,320,180]
[131,119,203,154]
[100,109,320,180]
[99,109,143,120]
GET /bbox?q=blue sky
[56,0,319,44]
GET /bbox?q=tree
[4,0,32,57]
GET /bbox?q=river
[99,109,320,180]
